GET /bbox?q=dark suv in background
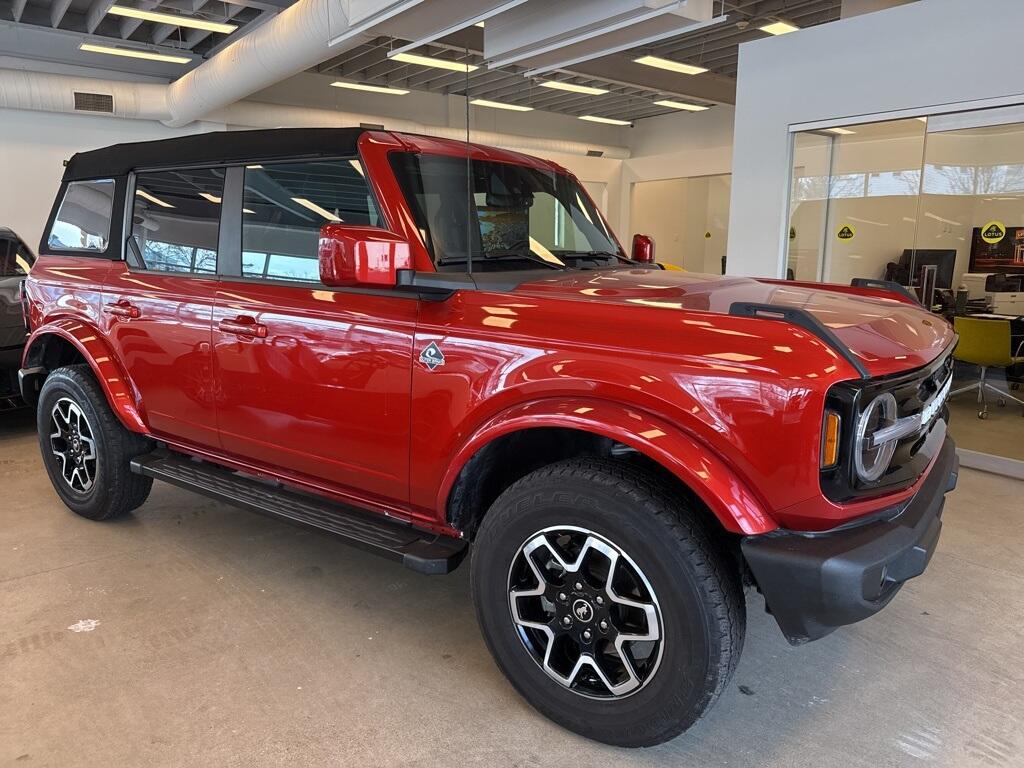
[0,228,34,408]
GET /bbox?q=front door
[210,158,417,514]
[103,167,225,448]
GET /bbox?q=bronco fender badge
[419,341,446,371]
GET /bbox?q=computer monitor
[899,249,957,289]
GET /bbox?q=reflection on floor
[947,375,1024,462]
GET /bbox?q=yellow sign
[981,220,1006,244]
[704,231,712,239]
[837,224,855,241]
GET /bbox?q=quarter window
[48,180,115,252]
[130,168,224,274]
[241,159,380,283]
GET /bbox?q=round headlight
[855,392,898,482]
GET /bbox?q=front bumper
[742,436,958,645]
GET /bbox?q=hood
[513,269,954,378]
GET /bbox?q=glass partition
[916,120,1024,463]
[787,119,926,285]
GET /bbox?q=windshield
[390,152,623,272]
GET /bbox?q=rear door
[210,158,418,515]
[102,167,225,448]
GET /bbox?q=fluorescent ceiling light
[475,21,485,28]
[579,115,631,126]
[391,52,477,72]
[349,160,364,176]
[470,98,533,112]
[292,197,342,222]
[79,42,191,64]
[199,192,221,203]
[633,55,707,75]
[136,189,174,208]
[540,80,608,95]
[915,117,928,123]
[107,5,237,34]
[331,81,409,95]
[825,127,856,135]
[246,165,263,169]
[654,99,709,112]
[760,21,799,35]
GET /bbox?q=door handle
[103,301,141,319]
[219,316,268,339]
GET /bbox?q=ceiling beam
[11,0,27,23]
[561,54,735,105]
[85,0,111,33]
[50,0,73,28]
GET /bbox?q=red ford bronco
[21,128,957,747]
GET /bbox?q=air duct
[0,69,630,159]
[164,0,366,127]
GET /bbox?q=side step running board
[130,451,467,575]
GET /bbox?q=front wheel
[470,458,745,747]
[37,365,154,520]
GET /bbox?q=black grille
[821,346,954,503]
[73,92,114,113]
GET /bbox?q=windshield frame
[389,151,625,273]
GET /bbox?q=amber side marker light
[821,411,841,468]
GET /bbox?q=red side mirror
[631,233,655,263]
[318,225,412,288]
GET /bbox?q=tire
[37,365,154,521]
[470,457,744,747]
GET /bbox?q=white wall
[0,108,224,253]
[727,0,1024,278]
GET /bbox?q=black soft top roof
[63,127,366,181]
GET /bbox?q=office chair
[950,317,1024,419]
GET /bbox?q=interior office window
[130,168,224,274]
[0,235,35,276]
[241,159,380,283]
[48,180,115,252]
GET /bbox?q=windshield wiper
[483,250,566,269]
[553,250,635,265]
[436,251,565,270]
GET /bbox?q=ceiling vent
[73,91,114,113]
[586,149,604,157]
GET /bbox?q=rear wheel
[471,458,744,747]
[37,365,154,520]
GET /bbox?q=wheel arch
[439,397,778,539]
[22,320,147,433]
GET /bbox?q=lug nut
[557,592,567,602]
[582,629,592,641]
[595,596,604,606]
[599,619,608,631]
[574,581,583,591]
[562,616,572,627]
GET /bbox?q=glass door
[917,116,1024,466]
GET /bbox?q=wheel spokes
[507,526,663,700]
[48,398,97,493]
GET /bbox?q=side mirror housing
[318,225,412,288]
[631,233,655,263]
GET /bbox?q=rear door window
[240,159,380,283]
[48,180,115,252]
[130,168,225,274]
